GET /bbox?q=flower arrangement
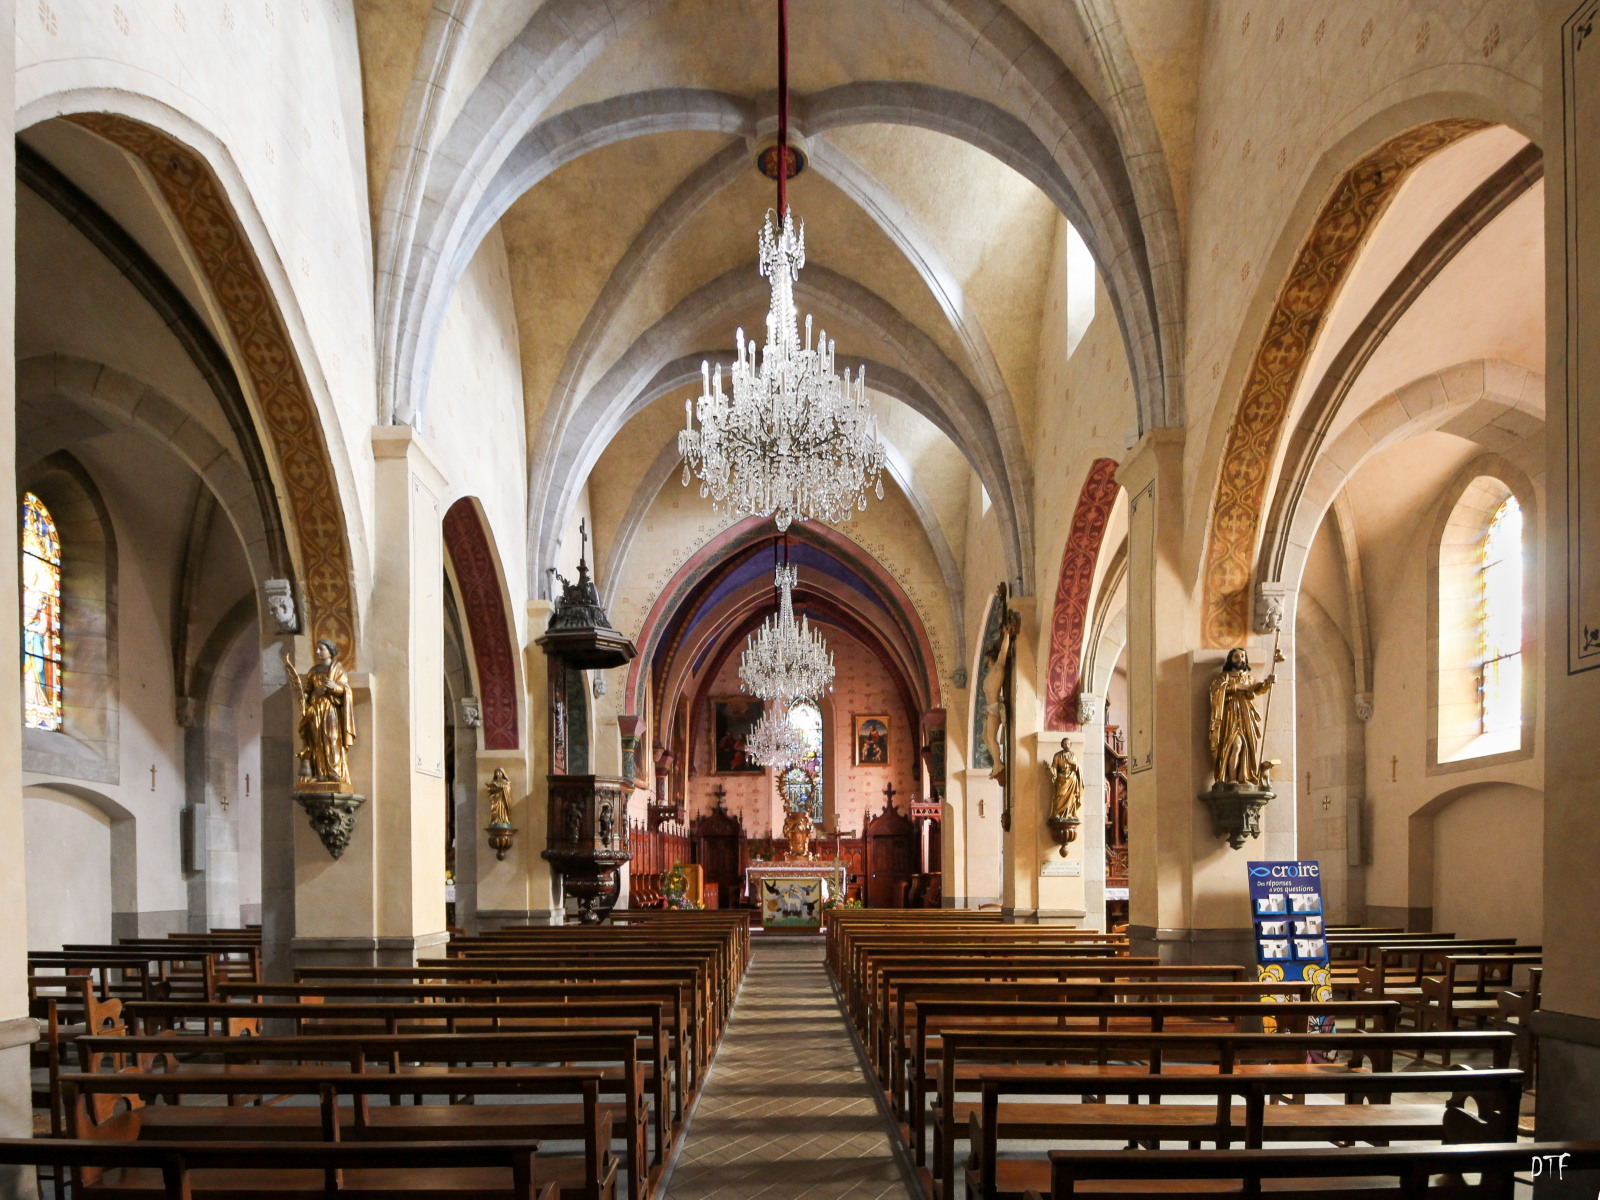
[661,864,703,911]
[823,895,863,911]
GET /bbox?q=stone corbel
[294,792,366,860]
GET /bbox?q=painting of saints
[713,697,764,773]
[854,715,890,765]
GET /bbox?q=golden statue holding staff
[1047,738,1083,822]
[1207,648,1276,787]
[284,639,357,789]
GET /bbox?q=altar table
[744,860,849,903]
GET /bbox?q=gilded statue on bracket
[1048,739,1083,822]
[284,639,357,790]
[486,767,513,826]
[1045,737,1083,855]
[1207,648,1277,788]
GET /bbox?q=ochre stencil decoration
[444,499,520,750]
[1200,119,1484,646]
[68,114,359,661]
[1044,458,1120,728]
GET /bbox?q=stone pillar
[513,599,562,923]
[0,2,38,1190]
[1120,431,1253,967]
[1535,7,1600,1192]
[291,428,449,968]
[959,768,1001,907]
[1001,597,1042,921]
[1076,693,1108,932]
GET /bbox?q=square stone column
[1535,7,1600,1192]
[1000,597,1041,920]
[0,4,39,1189]
[1119,432,1253,967]
[291,428,449,967]
[1073,694,1109,932]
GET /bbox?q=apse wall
[684,627,918,839]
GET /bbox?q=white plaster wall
[1182,0,1543,552]
[24,789,111,950]
[16,0,379,566]
[423,224,528,627]
[1433,783,1543,945]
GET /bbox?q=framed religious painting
[853,714,890,766]
[712,696,765,773]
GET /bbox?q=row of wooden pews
[827,909,1588,1199]
[1328,929,1544,1083]
[18,912,750,1199]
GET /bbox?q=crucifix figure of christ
[883,781,898,813]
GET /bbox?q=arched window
[1434,472,1529,766]
[1477,496,1523,738]
[21,492,63,731]
[782,699,824,823]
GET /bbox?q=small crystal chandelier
[678,0,885,531]
[739,563,835,701]
[745,702,808,768]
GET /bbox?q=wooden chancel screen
[865,800,915,908]
[692,799,743,909]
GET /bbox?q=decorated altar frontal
[745,860,848,908]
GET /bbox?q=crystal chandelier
[677,0,885,531]
[739,563,835,701]
[745,702,808,768]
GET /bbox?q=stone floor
[662,936,913,1200]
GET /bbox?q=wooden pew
[932,1027,1515,1200]
[965,1066,1524,1200]
[1420,952,1544,1046]
[77,1031,653,1200]
[886,979,1321,1105]
[1022,1141,1600,1199]
[902,998,1404,1163]
[216,979,693,1123]
[0,1136,558,1200]
[277,970,703,1100]
[62,1069,619,1200]
[28,974,124,1137]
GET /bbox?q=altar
[745,860,849,928]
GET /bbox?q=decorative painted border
[1044,458,1120,728]
[70,114,359,661]
[1199,119,1484,647]
[444,499,519,750]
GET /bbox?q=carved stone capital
[1354,691,1374,722]
[1254,583,1294,635]
[263,578,299,634]
[1076,693,1104,726]
[458,696,482,728]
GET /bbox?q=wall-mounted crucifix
[883,781,898,813]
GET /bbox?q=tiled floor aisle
[663,937,914,1200]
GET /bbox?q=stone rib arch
[1272,360,1543,601]
[17,355,277,595]
[382,0,1181,435]
[19,97,366,660]
[596,426,966,661]
[625,517,945,719]
[529,266,1030,597]
[1194,107,1532,647]
[1043,458,1121,730]
[443,498,523,752]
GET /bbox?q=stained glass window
[1478,495,1522,737]
[783,699,824,823]
[22,493,62,731]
